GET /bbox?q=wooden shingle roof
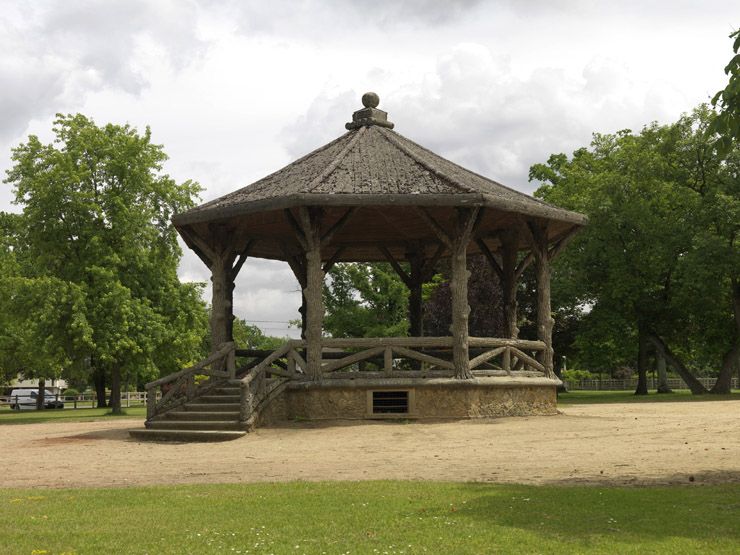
[173,93,586,262]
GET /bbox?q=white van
[8,389,64,410]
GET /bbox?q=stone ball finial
[362,92,380,108]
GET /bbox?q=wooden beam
[515,252,534,279]
[178,226,216,267]
[421,242,446,281]
[476,238,504,280]
[415,207,453,248]
[322,246,346,274]
[284,208,309,251]
[320,207,356,246]
[547,227,580,261]
[378,245,412,287]
[230,239,255,280]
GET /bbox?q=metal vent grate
[372,390,409,414]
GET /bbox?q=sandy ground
[1,401,739,489]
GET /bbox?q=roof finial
[362,92,380,108]
[346,91,394,130]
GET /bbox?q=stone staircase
[129,384,246,442]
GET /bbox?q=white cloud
[1,0,736,337]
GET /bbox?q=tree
[4,114,206,413]
[711,29,740,154]
[423,255,504,338]
[530,106,738,394]
[323,263,409,338]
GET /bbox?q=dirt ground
[2,400,739,489]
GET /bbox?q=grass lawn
[558,389,740,405]
[0,406,145,425]
[1,481,738,554]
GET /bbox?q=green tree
[530,106,737,394]
[4,114,206,413]
[711,29,740,154]
[323,263,409,338]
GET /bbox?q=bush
[562,369,596,381]
[62,388,80,397]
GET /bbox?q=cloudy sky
[1,0,737,337]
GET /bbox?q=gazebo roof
[173,93,586,263]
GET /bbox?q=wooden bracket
[416,207,453,248]
[284,208,309,251]
[322,246,346,274]
[379,245,412,287]
[230,238,256,280]
[320,207,356,246]
[421,243,446,281]
[476,238,504,280]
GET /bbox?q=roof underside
[174,123,586,263]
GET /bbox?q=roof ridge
[301,126,367,193]
[375,127,476,194]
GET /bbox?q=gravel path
[2,400,739,489]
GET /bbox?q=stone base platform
[259,376,559,425]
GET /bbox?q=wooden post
[527,221,555,378]
[146,387,156,419]
[450,208,479,379]
[406,246,424,338]
[210,253,234,352]
[500,229,520,339]
[295,207,325,380]
[417,207,479,379]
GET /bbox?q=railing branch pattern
[146,336,550,426]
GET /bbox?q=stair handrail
[145,342,236,419]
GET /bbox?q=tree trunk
[305,243,324,380]
[36,378,46,410]
[450,244,472,379]
[500,229,520,339]
[710,278,740,394]
[635,325,649,395]
[529,223,555,378]
[407,248,424,370]
[93,366,107,408]
[109,367,121,414]
[656,350,672,393]
[648,332,708,394]
[210,254,234,352]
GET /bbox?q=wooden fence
[564,377,738,391]
[0,391,151,410]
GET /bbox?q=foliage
[1,481,739,554]
[0,276,92,384]
[3,113,207,411]
[530,105,738,390]
[711,29,740,154]
[324,262,409,338]
[561,368,596,382]
[232,318,284,350]
[423,255,505,337]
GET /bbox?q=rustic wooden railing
[146,337,549,425]
[235,336,548,427]
[145,342,236,420]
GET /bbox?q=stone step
[147,420,243,431]
[198,394,241,403]
[213,387,240,395]
[128,429,246,442]
[161,410,241,421]
[184,403,241,412]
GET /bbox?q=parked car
[8,389,64,410]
